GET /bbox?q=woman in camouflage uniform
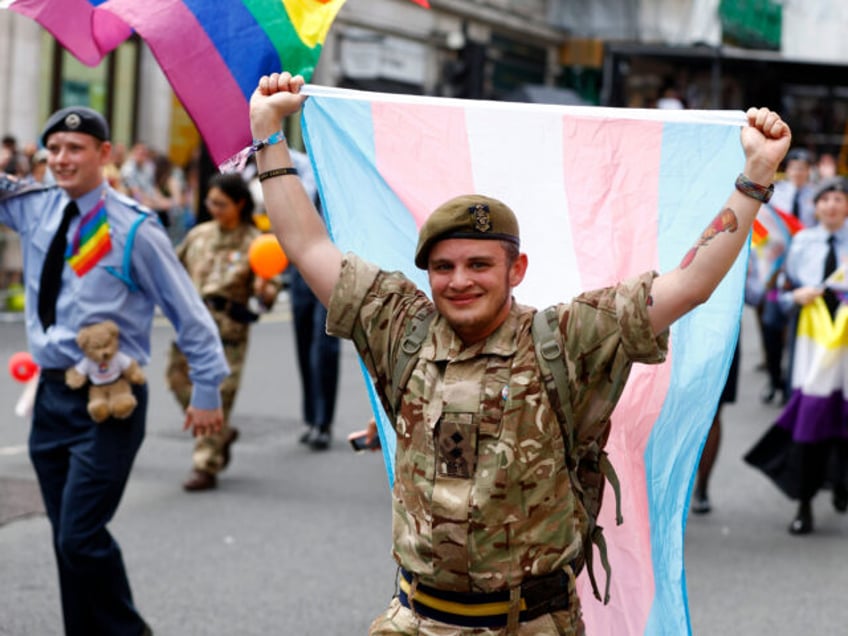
[168,172,281,491]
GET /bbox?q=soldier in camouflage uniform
[168,173,281,491]
[248,72,791,634]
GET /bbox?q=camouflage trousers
[369,588,584,636]
[166,338,247,474]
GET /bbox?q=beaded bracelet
[735,173,774,203]
[258,167,299,182]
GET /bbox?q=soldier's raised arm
[648,107,791,335]
[249,72,342,307]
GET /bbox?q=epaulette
[108,189,155,217]
[0,178,53,202]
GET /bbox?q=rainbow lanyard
[65,192,112,276]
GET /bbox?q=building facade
[1,0,847,167]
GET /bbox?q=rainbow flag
[751,203,804,288]
[66,197,112,276]
[751,218,768,247]
[1,0,366,164]
[301,86,749,636]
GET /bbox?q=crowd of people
[1,135,198,275]
[2,79,846,635]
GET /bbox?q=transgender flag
[301,86,749,636]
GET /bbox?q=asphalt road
[1,305,846,635]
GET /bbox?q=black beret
[40,106,110,146]
[812,176,848,203]
[785,148,813,165]
[414,194,520,269]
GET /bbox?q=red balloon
[9,351,38,383]
[248,233,289,279]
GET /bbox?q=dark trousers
[29,375,148,636]
[290,266,340,431]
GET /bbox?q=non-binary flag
[300,85,749,636]
[2,0,426,164]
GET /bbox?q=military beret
[414,194,520,269]
[40,106,110,146]
[812,176,848,203]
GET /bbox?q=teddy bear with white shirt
[65,320,146,423]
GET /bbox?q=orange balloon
[9,351,38,383]
[248,233,289,279]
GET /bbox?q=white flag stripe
[464,107,584,308]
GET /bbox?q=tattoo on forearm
[680,207,739,269]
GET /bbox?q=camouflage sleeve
[327,252,433,415]
[563,270,669,431]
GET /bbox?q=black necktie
[38,200,78,331]
[792,188,802,219]
[823,234,839,319]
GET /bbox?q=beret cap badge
[470,204,491,233]
[64,113,82,130]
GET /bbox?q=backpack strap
[104,213,147,292]
[532,308,576,448]
[390,310,436,419]
[532,306,621,604]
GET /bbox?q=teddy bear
[64,320,146,423]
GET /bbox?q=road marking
[0,445,27,456]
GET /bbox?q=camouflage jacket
[176,221,276,341]
[327,253,668,594]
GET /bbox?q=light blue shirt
[779,223,848,314]
[0,178,229,409]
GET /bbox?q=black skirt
[744,426,848,500]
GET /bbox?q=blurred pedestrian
[2,134,29,176]
[288,150,340,450]
[120,141,156,205]
[745,176,848,535]
[692,251,764,514]
[167,172,281,491]
[771,148,816,227]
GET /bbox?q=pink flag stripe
[562,118,668,634]
[7,0,131,65]
[373,102,475,228]
[103,0,250,165]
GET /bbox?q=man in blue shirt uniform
[0,106,229,636]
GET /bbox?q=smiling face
[45,131,111,199]
[815,190,848,232]
[427,238,528,345]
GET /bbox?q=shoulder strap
[104,213,147,292]
[390,310,436,419]
[532,307,577,449]
[531,306,621,604]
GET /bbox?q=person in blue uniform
[286,149,340,450]
[0,106,229,636]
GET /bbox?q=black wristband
[735,173,774,203]
[258,167,299,182]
